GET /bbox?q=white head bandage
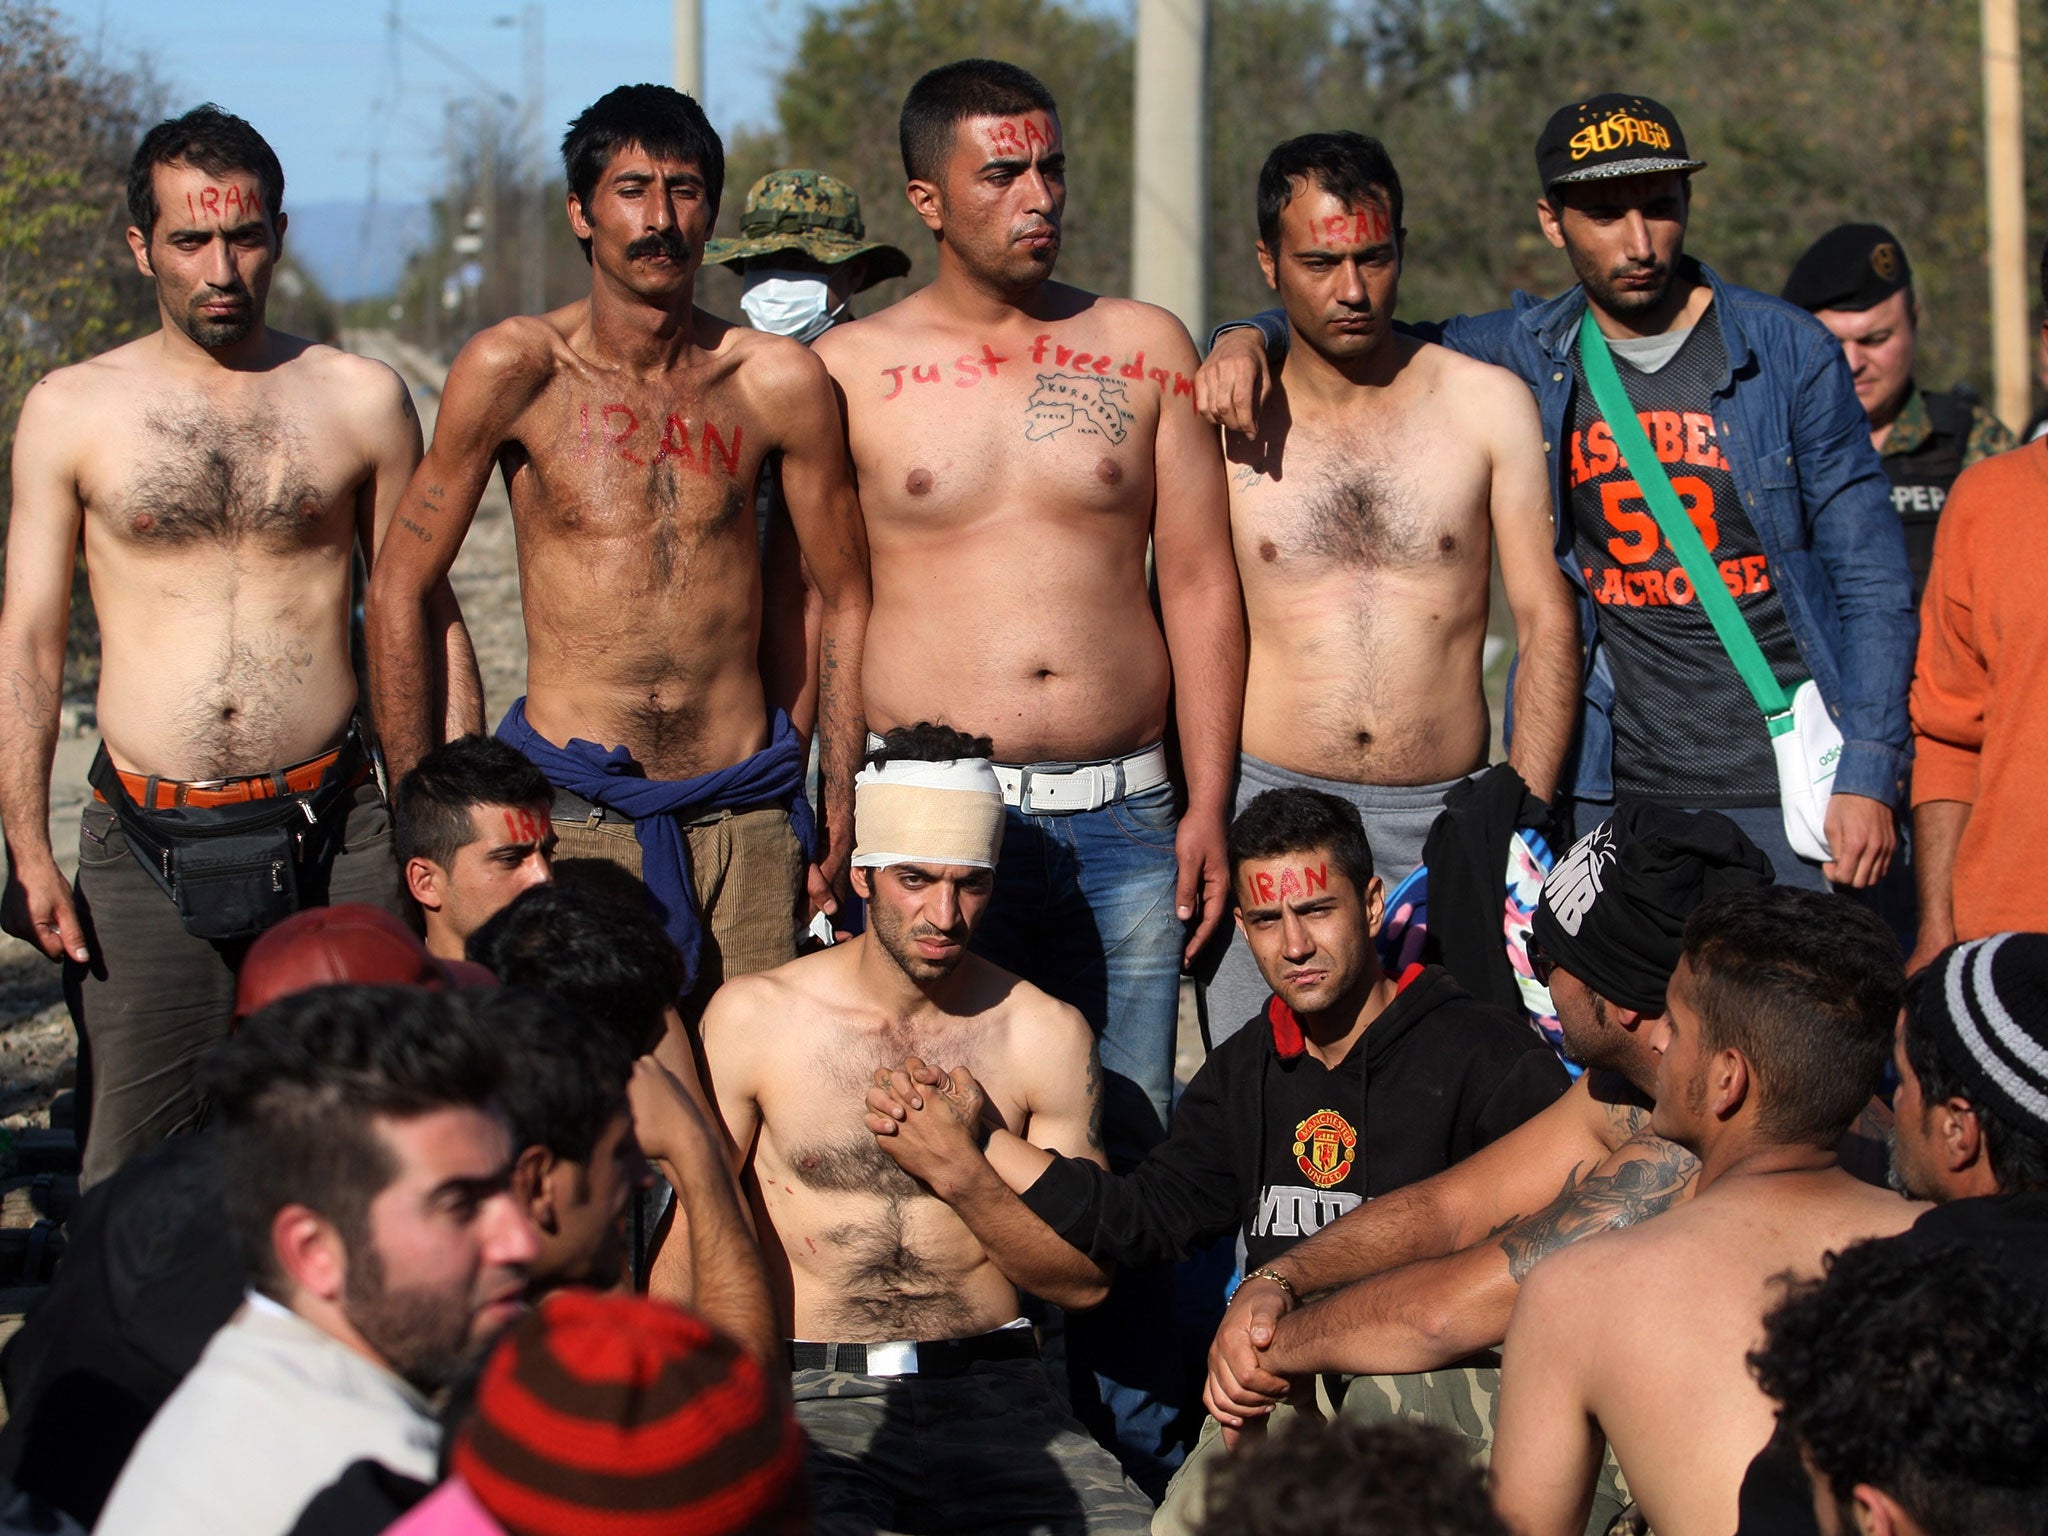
[852,758,1005,870]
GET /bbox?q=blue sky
[50,0,820,207]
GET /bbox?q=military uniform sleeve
[1962,402,2018,469]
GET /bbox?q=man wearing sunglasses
[1200,804,1773,1458]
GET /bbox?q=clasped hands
[1203,1272,1326,1445]
[865,1051,1311,1444]
[863,1055,1001,1196]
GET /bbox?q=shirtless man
[366,84,870,1013]
[1200,807,1772,1470]
[1490,885,1923,1536]
[813,59,1242,1154]
[1200,97,1913,898]
[1203,132,1579,1040]
[0,106,476,1186]
[700,724,1150,1533]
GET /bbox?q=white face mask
[739,268,846,342]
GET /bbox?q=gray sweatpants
[1203,753,1468,1046]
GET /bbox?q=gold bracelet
[1244,1267,1297,1300]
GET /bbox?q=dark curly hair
[127,103,284,237]
[1257,131,1403,252]
[1196,1418,1505,1536]
[468,883,680,1060]
[560,83,724,261]
[864,721,994,768]
[464,986,633,1167]
[1750,1235,2048,1536]
[1227,787,1375,893]
[393,734,553,871]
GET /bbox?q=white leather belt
[866,735,1170,815]
[995,743,1170,813]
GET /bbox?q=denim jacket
[1230,260,1916,806]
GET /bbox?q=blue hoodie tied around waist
[496,700,816,992]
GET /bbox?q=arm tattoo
[1082,1048,1104,1151]
[1603,1100,1653,1139]
[396,516,434,543]
[9,670,54,729]
[1498,1138,1701,1282]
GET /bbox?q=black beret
[1783,224,1912,313]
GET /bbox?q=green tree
[0,2,161,683]
[1199,0,2033,407]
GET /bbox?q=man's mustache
[625,229,690,262]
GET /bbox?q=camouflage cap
[705,169,911,290]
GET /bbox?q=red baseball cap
[233,904,493,1025]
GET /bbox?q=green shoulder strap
[1574,309,1794,733]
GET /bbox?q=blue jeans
[969,781,1189,1496]
[970,782,1184,1157]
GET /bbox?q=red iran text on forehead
[1278,181,1392,247]
[154,163,267,229]
[1246,861,1331,905]
[977,114,1059,160]
[501,807,544,844]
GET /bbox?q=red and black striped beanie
[452,1290,808,1536]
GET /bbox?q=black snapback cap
[1537,94,1706,193]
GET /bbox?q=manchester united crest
[1292,1109,1358,1190]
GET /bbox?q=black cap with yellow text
[1536,93,1706,193]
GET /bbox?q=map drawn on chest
[1025,374,1134,444]
[122,401,327,546]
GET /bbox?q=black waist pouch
[157,824,301,941]
[87,736,363,943]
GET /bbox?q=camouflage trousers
[794,1359,1155,1536]
[1149,1368,1632,1536]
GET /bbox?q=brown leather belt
[92,745,368,810]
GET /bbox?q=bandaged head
[852,757,1005,871]
[1532,803,1773,1014]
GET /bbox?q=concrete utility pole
[521,3,546,315]
[674,0,703,100]
[1132,0,1208,343]
[1981,0,2028,431]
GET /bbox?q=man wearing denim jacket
[1198,95,1915,890]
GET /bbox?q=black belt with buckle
[551,786,628,826]
[787,1327,1039,1378]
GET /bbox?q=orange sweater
[1911,438,2048,939]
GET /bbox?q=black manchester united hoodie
[1018,964,1570,1272]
